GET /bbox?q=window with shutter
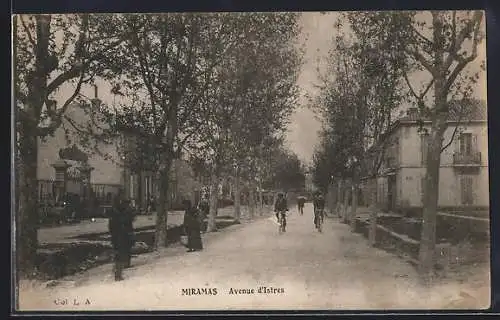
[145,176,151,199]
[130,175,135,199]
[421,134,429,166]
[459,133,472,155]
[460,175,474,205]
[420,176,425,203]
[39,184,44,201]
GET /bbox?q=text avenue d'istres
[181,286,285,296]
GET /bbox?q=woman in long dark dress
[183,199,203,252]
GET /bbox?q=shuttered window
[460,175,474,205]
[459,133,472,155]
[145,176,151,199]
[420,176,425,203]
[130,175,136,199]
[421,134,429,165]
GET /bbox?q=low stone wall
[353,217,489,271]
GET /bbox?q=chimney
[407,107,418,120]
[93,84,98,99]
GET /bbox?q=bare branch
[441,100,467,152]
[403,72,434,101]
[406,46,439,78]
[411,25,434,49]
[46,35,130,96]
[444,11,483,71]
[19,16,37,49]
[443,15,482,94]
[37,68,85,136]
[441,124,459,153]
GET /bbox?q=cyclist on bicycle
[313,192,325,228]
[274,192,288,222]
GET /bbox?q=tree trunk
[207,170,219,232]
[327,183,335,214]
[336,180,343,218]
[369,180,378,246]
[234,169,241,223]
[350,183,358,230]
[248,183,256,219]
[154,159,171,249]
[258,183,264,216]
[418,112,447,280]
[418,47,448,280]
[17,128,39,277]
[342,183,349,224]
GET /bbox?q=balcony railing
[453,152,481,166]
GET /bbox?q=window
[420,176,426,203]
[460,175,474,205]
[145,176,151,199]
[421,134,429,165]
[130,175,136,199]
[39,183,44,201]
[459,133,472,155]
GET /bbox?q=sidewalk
[38,211,184,245]
[38,206,255,245]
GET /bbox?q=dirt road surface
[19,203,490,311]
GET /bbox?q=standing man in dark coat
[183,199,203,252]
[108,190,135,281]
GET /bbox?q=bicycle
[277,210,287,234]
[314,208,324,233]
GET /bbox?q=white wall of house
[378,121,488,209]
[398,167,489,208]
[399,122,488,168]
[37,103,124,185]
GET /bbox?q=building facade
[363,100,488,213]
[36,100,199,212]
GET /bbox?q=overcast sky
[284,12,338,165]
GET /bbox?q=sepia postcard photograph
[12,10,490,312]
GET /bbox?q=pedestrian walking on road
[297,196,306,215]
[183,199,203,252]
[108,191,135,281]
